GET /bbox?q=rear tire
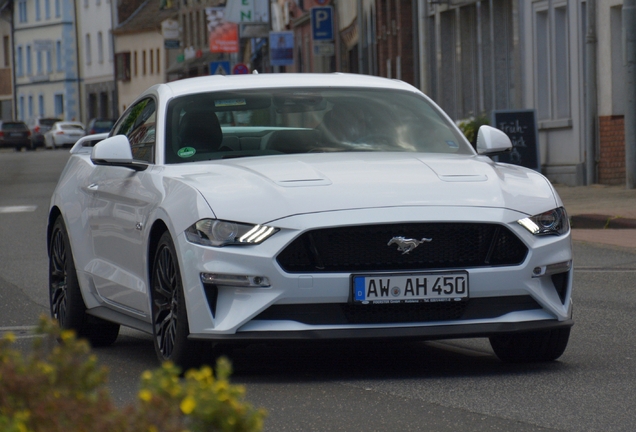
[150,231,207,371]
[49,216,120,347]
[489,327,571,363]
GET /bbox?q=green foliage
[0,316,266,432]
[456,114,490,147]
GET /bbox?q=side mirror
[91,135,147,171]
[476,125,513,156]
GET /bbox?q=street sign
[209,61,231,75]
[313,42,334,56]
[164,40,180,49]
[311,6,334,41]
[233,63,249,74]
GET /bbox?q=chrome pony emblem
[387,236,432,255]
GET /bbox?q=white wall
[520,0,586,185]
[77,0,115,85]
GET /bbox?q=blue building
[13,0,81,121]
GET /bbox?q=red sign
[232,63,249,74]
[207,7,239,53]
[209,22,239,53]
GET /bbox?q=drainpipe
[585,0,597,185]
[625,0,636,188]
[72,0,83,122]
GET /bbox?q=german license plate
[352,272,469,304]
[10,133,23,137]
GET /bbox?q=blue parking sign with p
[311,6,334,41]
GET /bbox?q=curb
[570,214,636,229]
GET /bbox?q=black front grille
[276,223,528,273]
[252,296,541,325]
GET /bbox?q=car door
[86,98,159,316]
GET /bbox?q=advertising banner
[269,31,294,66]
[206,7,239,53]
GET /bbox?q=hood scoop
[276,178,332,187]
[420,157,488,182]
[437,174,488,182]
[236,159,332,187]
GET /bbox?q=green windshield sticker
[215,99,247,107]
[178,147,196,158]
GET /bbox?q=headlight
[517,207,569,236]
[185,219,279,247]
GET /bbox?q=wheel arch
[47,206,62,257]
[147,219,170,282]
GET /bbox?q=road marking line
[0,205,38,213]
[0,325,38,339]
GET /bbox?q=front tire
[49,216,120,346]
[489,327,571,363]
[151,231,206,370]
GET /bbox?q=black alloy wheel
[151,231,205,370]
[49,216,120,346]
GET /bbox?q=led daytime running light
[240,225,274,243]
[517,207,569,236]
[185,219,279,247]
[518,218,540,234]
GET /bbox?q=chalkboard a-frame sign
[491,109,540,172]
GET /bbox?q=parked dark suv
[86,118,117,135]
[0,121,32,151]
[28,117,61,148]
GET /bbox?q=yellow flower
[60,330,75,341]
[142,370,153,381]
[3,332,16,343]
[180,396,196,415]
[138,389,153,402]
[148,426,158,432]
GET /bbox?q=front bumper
[176,206,573,339]
[190,318,573,341]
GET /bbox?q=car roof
[143,73,421,100]
[54,121,84,127]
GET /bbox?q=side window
[112,98,156,163]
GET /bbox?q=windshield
[61,124,84,131]
[41,118,60,126]
[164,87,472,164]
[2,122,28,131]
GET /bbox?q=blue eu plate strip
[354,277,365,301]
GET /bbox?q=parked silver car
[44,121,86,149]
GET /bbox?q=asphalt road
[1,148,635,431]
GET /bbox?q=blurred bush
[456,114,490,148]
[0,316,266,432]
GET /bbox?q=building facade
[76,0,116,122]
[1,1,13,120]
[418,0,630,186]
[13,0,81,122]
[112,1,177,112]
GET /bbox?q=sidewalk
[553,184,636,249]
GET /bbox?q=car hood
[171,153,558,223]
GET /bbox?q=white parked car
[44,121,85,149]
[48,74,573,370]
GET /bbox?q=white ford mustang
[48,73,573,369]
